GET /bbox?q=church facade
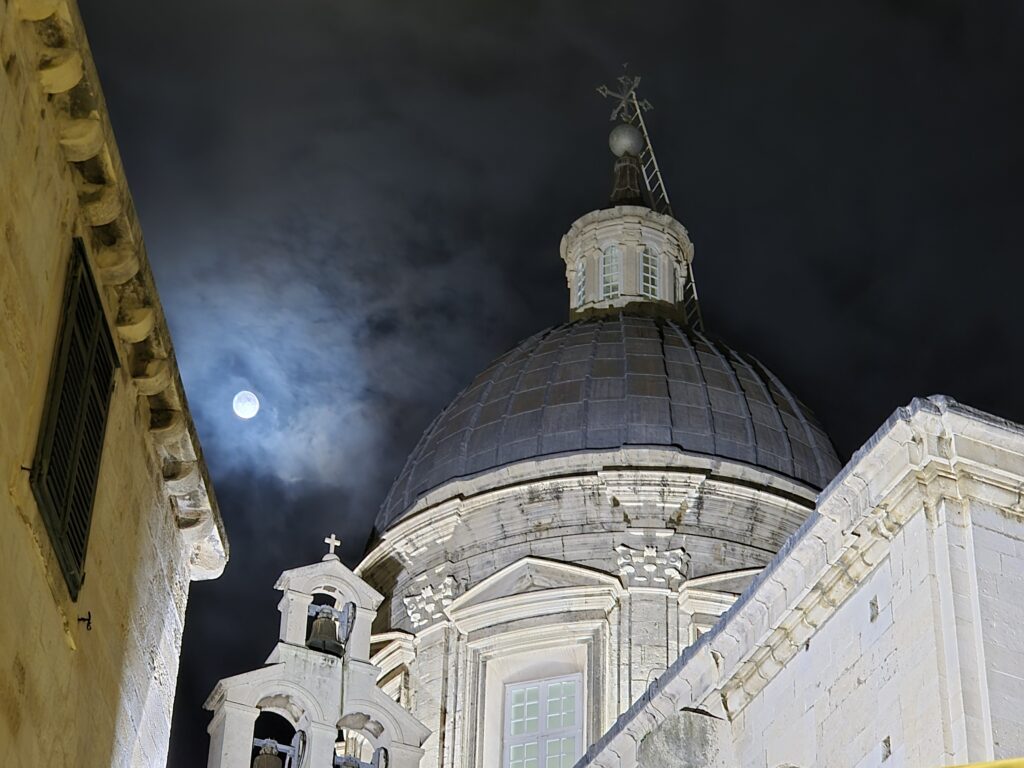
[207,85,1024,767]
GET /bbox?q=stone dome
[378,312,842,530]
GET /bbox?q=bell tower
[204,535,430,768]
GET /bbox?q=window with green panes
[503,674,582,768]
[640,245,659,299]
[600,245,621,299]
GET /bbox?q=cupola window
[504,674,582,768]
[600,246,621,299]
[640,246,659,299]
[574,260,587,307]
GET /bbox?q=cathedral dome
[378,312,841,531]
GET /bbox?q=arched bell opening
[250,711,303,768]
[334,728,374,764]
[305,592,340,642]
[303,590,357,658]
[335,712,393,767]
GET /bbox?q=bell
[252,742,283,768]
[307,606,345,657]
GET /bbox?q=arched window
[574,259,587,307]
[640,246,659,299]
[600,246,621,299]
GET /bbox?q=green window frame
[30,238,119,600]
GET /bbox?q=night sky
[77,0,1024,762]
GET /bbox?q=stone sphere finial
[609,122,644,157]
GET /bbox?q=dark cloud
[77,0,1024,761]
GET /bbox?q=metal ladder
[599,75,703,329]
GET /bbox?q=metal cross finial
[324,533,341,556]
[597,67,653,123]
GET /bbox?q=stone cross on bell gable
[323,533,341,560]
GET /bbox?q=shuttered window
[30,238,118,600]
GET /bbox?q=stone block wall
[0,1,225,764]
[971,501,1024,757]
[579,397,1024,768]
[728,511,947,767]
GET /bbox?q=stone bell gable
[205,539,430,768]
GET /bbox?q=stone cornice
[576,396,1024,768]
[358,449,816,577]
[447,585,621,635]
[560,206,695,267]
[11,0,227,578]
[370,631,416,678]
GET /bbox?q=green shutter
[31,238,119,600]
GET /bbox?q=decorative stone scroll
[615,543,689,590]
[403,576,457,629]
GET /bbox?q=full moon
[232,390,260,419]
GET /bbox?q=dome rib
[377,314,842,531]
[747,354,834,486]
[726,347,797,477]
[693,326,759,466]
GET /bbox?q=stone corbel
[150,409,186,445]
[94,242,140,285]
[116,305,155,343]
[79,181,121,226]
[186,523,228,581]
[163,460,201,495]
[38,47,82,93]
[599,470,698,525]
[133,357,171,396]
[13,0,62,21]
[58,116,104,162]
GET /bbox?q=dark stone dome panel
[379,314,842,531]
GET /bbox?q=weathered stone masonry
[1,1,226,764]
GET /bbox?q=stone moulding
[14,0,227,578]
[357,449,817,580]
[576,395,1024,768]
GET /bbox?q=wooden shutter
[31,238,119,600]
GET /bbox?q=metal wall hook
[77,611,92,631]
